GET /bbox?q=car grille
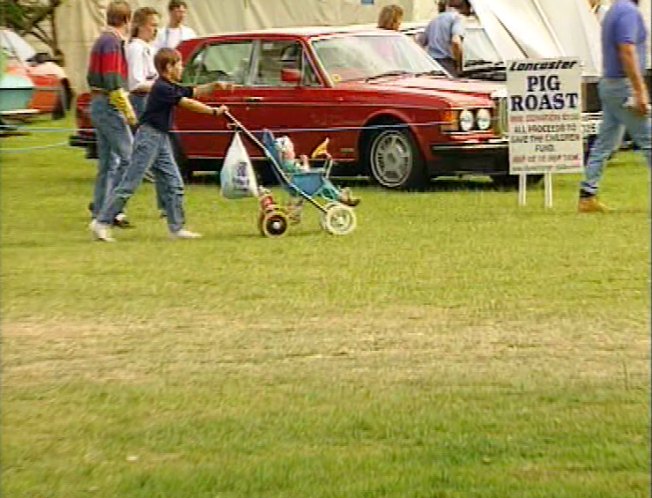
[492,97,509,137]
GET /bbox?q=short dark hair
[155,47,182,74]
[168,0,188,11]
[106,0,131,27]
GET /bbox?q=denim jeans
[129,93,148,119]
[129,93,165,211]
[580,78,651,196]
[98,124,186,233]
[89,95,133,218]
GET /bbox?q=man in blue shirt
[419,0,470,76]
[579,0,650,212]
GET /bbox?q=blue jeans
[129,93,148,119]
[580,78,651,196]
[129,93,165,211]
[98,124,186,233]
[89,95,133,218]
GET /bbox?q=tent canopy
[55,0,649,92]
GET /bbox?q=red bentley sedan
[71,27,513,190]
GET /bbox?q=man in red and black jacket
[86,1,136,228]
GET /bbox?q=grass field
[1,118,650,498]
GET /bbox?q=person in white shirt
[127,7,159,119]
[128,7,164,208]
[155,0,196,50]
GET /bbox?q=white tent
[52,0,651,92]
[468,0,603,76]
[56,0,429,92]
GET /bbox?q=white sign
[506,58,583,175]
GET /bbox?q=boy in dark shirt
[91,48,231,241]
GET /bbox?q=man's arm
[450,15,465,73]
[450,34,463,71]
[193,81,234,98]
[618,43,649,116]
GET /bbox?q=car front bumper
[429,140,509,175]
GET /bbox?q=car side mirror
[281,68,301,85]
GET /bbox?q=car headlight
[476,109,492,130]
[459,109,474,132]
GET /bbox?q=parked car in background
[1,48,36,126]
[401,20,603,145]
[71,27,519,189]
[0,28,72,119]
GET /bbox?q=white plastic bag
[220,132,259,199]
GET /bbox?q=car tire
[366,126,427,190]
[52,85,67,120]
[491,174,543,189]
[86,141,98,160]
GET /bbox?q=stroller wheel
[261,210,289,238]
[323,204,356,236]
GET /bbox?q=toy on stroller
[222,111,358,238]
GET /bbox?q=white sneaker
[90,219,115,242]
[170,228,202,239]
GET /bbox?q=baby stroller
[224,111,357,238]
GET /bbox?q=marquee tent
[54,0,434,92]
[45,0,652,92]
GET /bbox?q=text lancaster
[509,60,579,71]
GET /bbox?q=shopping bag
[220,132,259,199]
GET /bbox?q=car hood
[341,75,507,107]
[29,61,67,80]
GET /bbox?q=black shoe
[88,202,94,214]
[113,216,133,228]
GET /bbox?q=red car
[1,28,72,118]
[71,27,513,189]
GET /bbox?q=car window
[464,27,502,67]
[0,29,36,63]
[183,41,254,85]
[313,33,443,84]
[251,40,320,87]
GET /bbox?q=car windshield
[312,32,445,84]
[464,27,503,68]
[0,29,36,63]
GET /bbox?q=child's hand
[213,105,229,117]
[299,154,310,171]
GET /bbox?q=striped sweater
[87,30,128,91]
[87,29,135,123]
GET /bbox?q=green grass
[1,117,650,498]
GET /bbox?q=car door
[174,39,256,159]
[235,38,345,162]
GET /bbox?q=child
[91,47,231,241]
[274,135,360,207]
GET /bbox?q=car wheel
[86,141,98,159]
[367,126,426,190]
[492,174,543,189]
[52,85,67,120]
